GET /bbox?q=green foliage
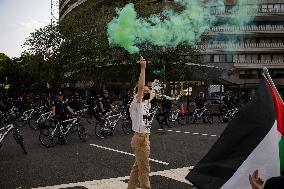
[0,53,11,82]
[23,23,64,60]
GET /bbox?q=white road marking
[157,129,164,131]
[158,129,218,137]
[90,144,169,165]
[31,166,194,189]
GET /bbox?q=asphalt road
[0,118,227,189]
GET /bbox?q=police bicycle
[39,113,87,148]
[0,124,27,153]
[94,107,132,139]
[190,108,213,124]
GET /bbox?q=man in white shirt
[127,57,155,189]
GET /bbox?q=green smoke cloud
[107,0,259,54]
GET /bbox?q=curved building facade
[59,0,116,21]
[59,0,284,95]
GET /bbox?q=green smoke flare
[107,0,259,54]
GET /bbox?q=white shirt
[130,95,152,133]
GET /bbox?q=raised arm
[136,57,147,103]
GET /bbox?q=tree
[23,23,64,60]
[22,23,65,91]
[0,53,11,77]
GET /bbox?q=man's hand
[137,56,146,69]
[249,170,264,189]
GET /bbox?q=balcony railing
[209,7,284,15]
[60,0,72,13]
[209,25,284,32]
[234,59,284,64]
[60,0,88,20]
[197,43,284,50]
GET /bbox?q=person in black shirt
[87,96,97,117]
[68,95,82,112]
[161,91,173,126]
[195,92,206,109]
[99,90,115,113]
[123,91,132,108]
[51,92,76,128]
[194,92,207,123]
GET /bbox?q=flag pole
[263,67,284,105]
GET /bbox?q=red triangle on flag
[267,80,284,136]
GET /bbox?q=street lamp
[161,47,166,87]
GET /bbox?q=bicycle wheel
[177,113,188,125]
[165,114,174,128]
[14,115,27,127]
[122,120,132,135]
[81,111,92,124]
[28,114,41,130]
[191,115,197,123]
[94,121,106,139]
[217,113,224,123]
[77,123,87,142]
[39,126,58,148]
[12,128,27,154]
[205,111,213,124]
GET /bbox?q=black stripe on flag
[186,78,275,189]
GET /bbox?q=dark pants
[54,115,67,130]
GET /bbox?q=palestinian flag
[268,81,284,176]
[186,77,283,189]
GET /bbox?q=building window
[252,54,258,61]
[261,54,271,61]
[239,70,259,79]
[239,54,245,61]
[268,4,274,12]
[202,55,211,63]
[272,70,284,78]
[226,54,233,62]
[246,54,252,62]
[233,54,239,62]
[274,4,281,10]
[220,55,226,62]
[273,54,283,62]
[261,4,268,12]
[214,55,220,63]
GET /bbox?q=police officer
[161,91,173,126]
[99,90,115,113]
[194,91,207,123]
[51,92,76,129]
